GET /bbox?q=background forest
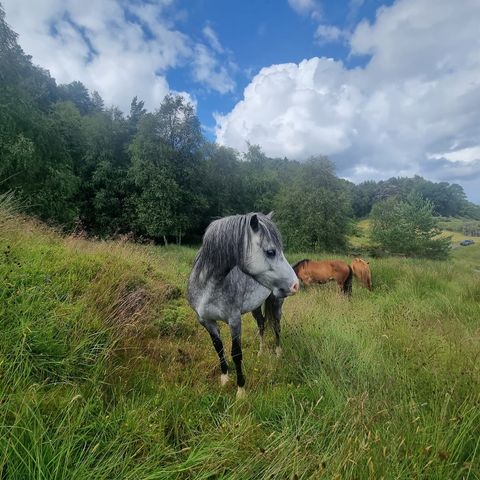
[1,4,479,252]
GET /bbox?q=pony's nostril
[291,281,299,294]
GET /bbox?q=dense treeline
[351,176,480,219]
[1,5,479,251]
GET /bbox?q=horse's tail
[343,265,353,296]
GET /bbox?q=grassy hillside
[1,205,479,479]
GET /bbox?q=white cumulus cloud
[217,0,480,201]
[3,0,235,112]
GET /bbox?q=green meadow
[1,204,479,479]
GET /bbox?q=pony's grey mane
[292,258,310,272]
[192,213,283,281]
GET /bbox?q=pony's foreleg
[252,306,265,355]
[202,320,229,386]
[229,319,245,398]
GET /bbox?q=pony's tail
[343,265,353,296]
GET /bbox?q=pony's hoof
[220,374,229,386]
[275,346,283,357]
[236,387,246,399]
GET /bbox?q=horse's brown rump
[351,258,372,290]
[292,259,352,295]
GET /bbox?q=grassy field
[1,204,479,479]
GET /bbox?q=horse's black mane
[291,258,310,271]
[192,213,283,281]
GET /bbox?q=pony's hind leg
[202,320,229,386]
[272,305,282,357]
[264,294,284,356]
[252,306,265,355]
[229,318,245,398]
[270,296,284,357]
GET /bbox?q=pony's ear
[266,211,274,219]
[250,214,259,232]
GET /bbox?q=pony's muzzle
[277,281,299,297]
[290,281,299,295]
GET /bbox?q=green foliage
[351,180,378,218]
[200,143,247,219]
[80,107,133,234]
[461,201,480,220]
[128,97,206,243]
[352,175,476,219]
[370,194,452,259]
[241,144,281,212]
[275,157,352,251]
[0,9,78,226]
[58,81,96,115]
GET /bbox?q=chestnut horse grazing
[351,258,372,290]
[292,259,353,295]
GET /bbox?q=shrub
[370,194,451,259]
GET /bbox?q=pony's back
[351,258,372,290]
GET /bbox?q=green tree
[128,96,147,139]
[200,143,246,219]
[90,90,105,112]
[0,5,79,226]
[351,180,378,218]
[128,94,206,244]
[58,81,95,115]
[82,107,132,234]
[370,194,451,259]
[241,144,281,212]
[274,156,352,252]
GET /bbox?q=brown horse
[351,258,372,290]
[292,259,353,295]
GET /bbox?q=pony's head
[243,213,299,297]
[195,212,299,297]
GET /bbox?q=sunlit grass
[1,206,479,478]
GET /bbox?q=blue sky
[166,0,392,134]
[3,0,480,202]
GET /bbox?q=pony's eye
[265,249,276,258]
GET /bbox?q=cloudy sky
[3,0,480,202]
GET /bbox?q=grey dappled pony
[187,212,299,397]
